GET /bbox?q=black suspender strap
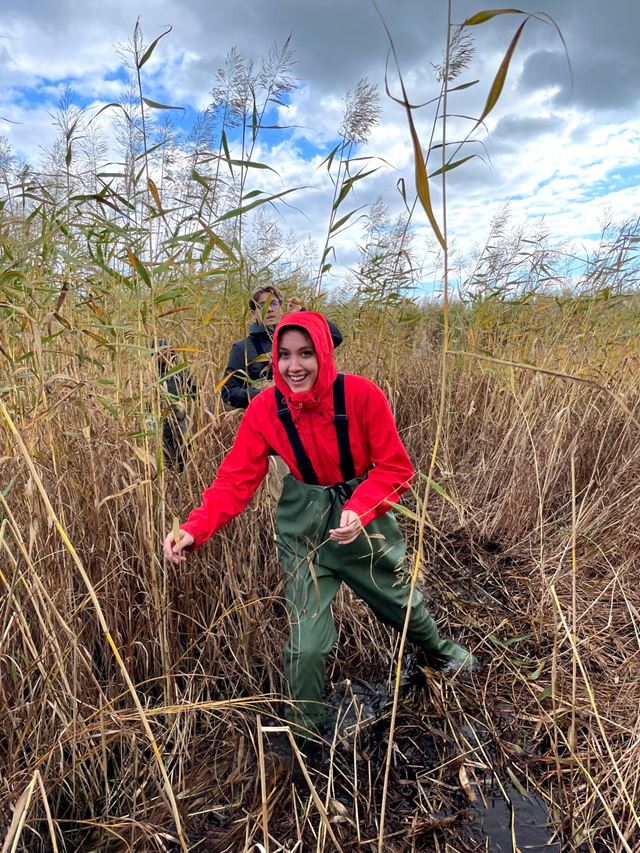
[274,375,356,486]
[332,373,355,482]
[275,387,318,484]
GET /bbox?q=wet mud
[196,672,563,851]
[323,676,560,852]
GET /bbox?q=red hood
[273,311,337,407]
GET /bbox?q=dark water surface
[472,781,560,851]
[324,675,560,852]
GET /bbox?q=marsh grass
[2,9,640,852]
[1,280,640,850]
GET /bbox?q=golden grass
[1,289,639,850]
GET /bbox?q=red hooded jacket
[181,311,414,548]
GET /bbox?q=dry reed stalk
[0,399,189,853]
[2,284,640,850]
[1,771,38,853]
[256,715,270,853]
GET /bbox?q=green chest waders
[274,376,474,737]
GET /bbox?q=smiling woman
[164,310,477,737]
[277,326,319,393]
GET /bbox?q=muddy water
[460,721,560,851]
[472,781,559,851]
[324,675,560,852]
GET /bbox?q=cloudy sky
[2,0,639,291]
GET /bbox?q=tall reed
[1,8,640,852]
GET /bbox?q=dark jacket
[157,353,197,471]
[221,318,343,409]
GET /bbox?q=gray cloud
[518,51,567,95]
[493,113,563,143]
[519,49,640,112]
[0,0,638,280]
[3,0,639,122]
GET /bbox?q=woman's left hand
[329,510,362,545]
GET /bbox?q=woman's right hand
[163,530,195,564]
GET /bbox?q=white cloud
[0,0,638,292]
[0,103,59,164]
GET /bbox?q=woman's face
[277,329,318,393]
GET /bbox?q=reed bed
[1,290,639,851]
[2,11,639,849]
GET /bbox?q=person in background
[164,312,478,741]
[220,287,343,500]
[220,286,343,410]
[153,339,197,472]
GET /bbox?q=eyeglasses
[257,299,281,309]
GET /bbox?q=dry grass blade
[1,771,37,853]
[406,100,447,251]
[35,769,59,853]
[288,739,346,853]
[257,715,270,853]
[475,18,528,127]
[0,399,189,853]
[462,9,525,26]
[550,586,640,834]
[448,348,640,432]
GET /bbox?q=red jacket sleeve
[180,403,271,547]
[342,380,414,527]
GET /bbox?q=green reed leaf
[215,187,300,223]
[463,9,524,26]
[190,169,210,190]
[329,207,364,234]
[449,79,480,92]
[221,130,232,176]
[126,250,152,287]
[137,25,172,69]
[142,97,184,112]
[222,158,277,173]
[429,154,476,179]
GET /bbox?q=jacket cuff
[343,498,375,529]
[179,522,207,549]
